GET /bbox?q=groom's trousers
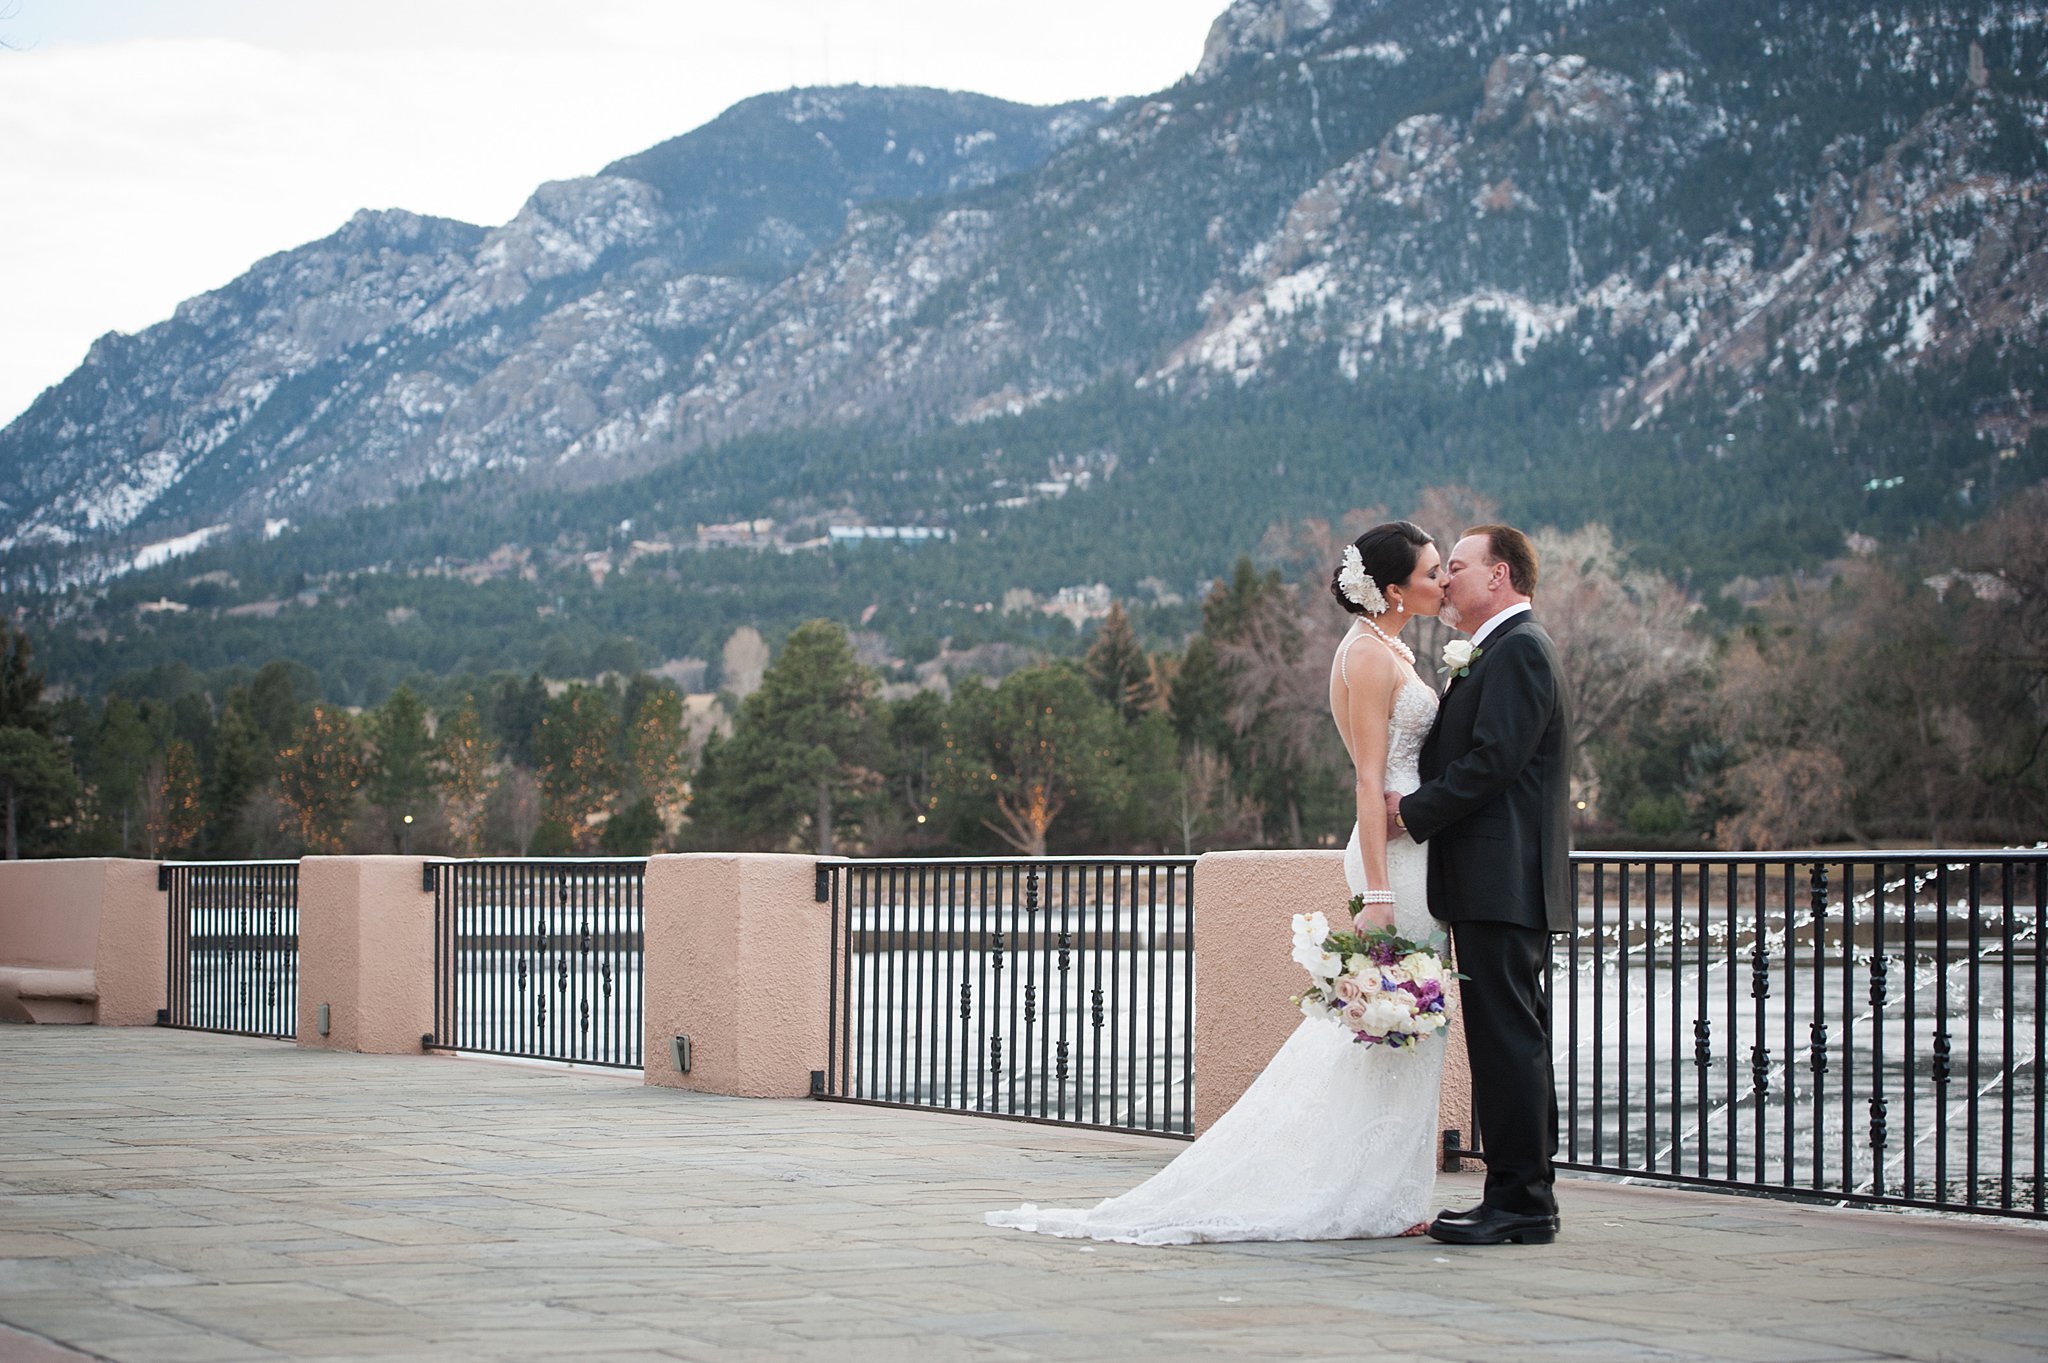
[1450,920,1559,1218]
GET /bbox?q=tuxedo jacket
[1399,612,1574,934]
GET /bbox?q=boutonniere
[1440,639,1481,678]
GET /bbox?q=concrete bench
[0,966,99,1024]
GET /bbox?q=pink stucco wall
[92,860,167,1026]
[0,858,163,1024]
[643,853,826,1098]
[1191,849,1471,1150]
[4,849,1473,1156]
[297,856,434,1055]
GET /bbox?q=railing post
[296,857,435,1054]
[0,858,163,1025]
[1188,849,1473,1147]
[642,854,827,1097]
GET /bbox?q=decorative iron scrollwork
[1024,983,1037,1026]
[959,980,972,1023]
[1056,1039,1070,1084]
[1090,986,1104,1030]
[1693,1018,1712,1070]
[1932,1030,1952,1086]
[1750,1043,1771,1096]
[1749,937,1770,1001]
[1808,1019,1828,1075]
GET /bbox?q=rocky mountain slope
[2,0,2044,601]
[0,88,1108,559]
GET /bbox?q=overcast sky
[0,0,1228,426]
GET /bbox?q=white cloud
[0,0,1225,424]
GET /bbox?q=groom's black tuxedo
[1402,612,1573,933]
[1398,609,1573,1220]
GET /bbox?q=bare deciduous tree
[1533,524,1706,753]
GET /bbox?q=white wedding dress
[986,636,1444,1243]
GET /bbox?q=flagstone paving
[1,1026,2043,1363]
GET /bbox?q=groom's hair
[1464,524,1539,596]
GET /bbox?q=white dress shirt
[1467,601,1531,650]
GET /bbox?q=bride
[986,521,1448,1243]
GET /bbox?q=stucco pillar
[1191,849,1472,1156]
[642,853,826,1097]
[0,858,163,1025]
[93,859,168,1026]
[297,856,434,1054]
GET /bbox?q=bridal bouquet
[1290,901,1453,1050]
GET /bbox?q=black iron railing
[817,856,1197,1136]
[1557,850,2044,1220]
[424,859,646,1069]
[159,861,299,1039]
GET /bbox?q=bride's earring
[1395,600,1405,614]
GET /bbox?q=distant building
[1040,583,1114,628]
[826,525,955,544]
[697,518,776,548]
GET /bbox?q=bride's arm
[1344,644,1400,930]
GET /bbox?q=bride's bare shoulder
[1337,631,1405,695]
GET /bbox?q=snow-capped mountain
[3,0,2043,582]
[0,87,1109,557]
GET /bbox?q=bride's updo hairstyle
[1330,520,1433,617]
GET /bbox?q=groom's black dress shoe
[1425,1205,1559,1245]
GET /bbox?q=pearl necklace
[1359,615,1415,665]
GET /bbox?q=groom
[1388,524,1573,1247]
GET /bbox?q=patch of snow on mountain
[132,522,228,572]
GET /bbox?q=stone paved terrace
[2,1027,2045,1363]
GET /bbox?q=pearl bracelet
[1357,890,1396,905]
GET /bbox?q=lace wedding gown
[985,639,1444,1243]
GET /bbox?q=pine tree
[689,620,875,854]
[625,686,689,833]
[534,686,619,851]
[1167,636,1233,753]
[494,673,549,769]
[88,696,152,854]
[0,726,76,859]
[248,660,311,753]
[0,621,50,736]
[147,740,205,857]
[276,705,366,854]
[434,699,496,855]
[1083,601,1157,723]
[203,693,270,854]
[365,684,435,850]
[938,664,1124,856]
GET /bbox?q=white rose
[1360,997,1405,1035]
[1441,639,1477,671]
[1400,951,1441,982]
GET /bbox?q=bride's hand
[1352,897,1397,932]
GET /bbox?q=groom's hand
[1384,791,1404,841]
